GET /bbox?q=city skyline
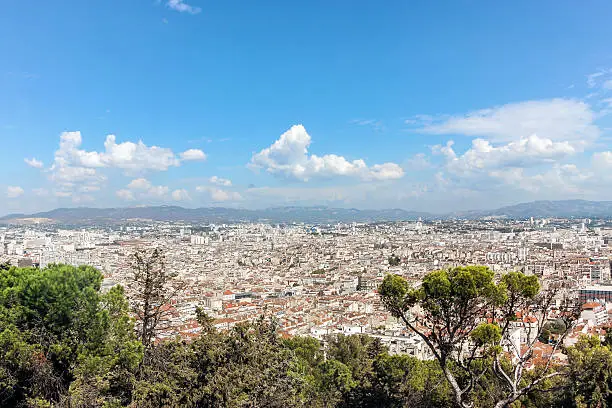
[3,1,612,215]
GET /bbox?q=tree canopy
[0,263,606,408]
[379,266,574,408]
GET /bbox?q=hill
[0,205,432,225]
[2,200,612,225]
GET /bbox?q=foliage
[563,336,612,408]
[379,266,570,408]
[388,255,401,267]
[0,263,607,408]
[0,264,142,406]
[129,248,178,352]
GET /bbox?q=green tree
[563,336,612,407]
[0,264,142,406]
[388,255,401,267]
[326,334,383,382]
[67,285,143,407]
[379,266,574,408]
[129,248,185,357]
[366,353,453,408]
[134,317,308,408]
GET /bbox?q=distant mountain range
[2,200,612,225]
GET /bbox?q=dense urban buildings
[2,216,612,356]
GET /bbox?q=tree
[379,266,575,408]
[129,248,182,353]
[366,353,453,408]
[133,317,309,408]
[0,264,142,406]
[388,255,401,267]
[563,336,612,407]
[325,334,383,381]
[67,285,143,407]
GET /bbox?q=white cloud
[488,164,593,195]
[147,185,170,198]
[587,69,612,88]
[368,163,405,181]
[243,183,422,207]
[350,119,384,132]
[47,131,206,196]
[79,185,100,193]
[122,179,169,200]
[101,134,181,171]
[209,176,232,186]
[72,194,94,204]
[196,186,242,202]
[7,186,24,198]
[433,134,576,177]
[593,151,612,169]
[250,125,404,181]
[47,132,102,193]
[166,0,201,14]
[127,178,152,190]
[247,185,348,203]
[51,131,204,174]
[116,189,135,201]
[210,189,241,202]
[54,191,72,198]
[24,158,44,168]
[32,188,49,197]
[604,79,612,90]
[422,99,600,144]
[180,149,207,161]
[405,153,431,170]
[171,189,191,201]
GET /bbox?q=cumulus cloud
[116,189,135,201]
[166,0,201,14]
[210,189,241,202]
[7,186,24,198]
[122,178,169,200]
[433,134,576,177]
[196,186,242,202]
[209,176,232,186]
[250,125,404,181]
[103,135,182,170]
[180,149,207,161]
[421,99,599,144]
[127,178,152,190]
[46,131,206,196]
[147,185,170,197]
[487,164,593,195]
[51,131,205,173]
[171,189,191,201]
[24,158,44,168]
[49,164,105,187]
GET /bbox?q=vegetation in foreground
[2,262,612,407]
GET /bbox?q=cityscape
[2,212,612,358]
[4,0,612,406]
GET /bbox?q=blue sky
[2,1,612,215]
